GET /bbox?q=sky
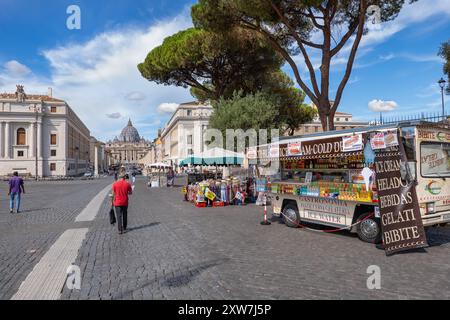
[0,0,449,141]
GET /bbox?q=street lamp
[438,77,446,120]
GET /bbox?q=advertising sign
[287,142,302,156]
[342,134,363,152]
[247,147,257,160]
[374,137,428,255]
[370,132,386,150]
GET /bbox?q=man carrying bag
[111,173,133,234]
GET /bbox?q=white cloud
[368,99,398,112]
[125,91,146,101]
[157,102,179,114]
[3,60,31,77]
[106,112,122,119]
[0,11,193,142]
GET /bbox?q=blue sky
[0,0,449,141]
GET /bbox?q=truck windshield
[420,142,450,178]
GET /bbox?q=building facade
[89,136,111,175]
[293,108,368,135]
[0,85,90,177]
[105,119,151,166]
[160,101,212,165]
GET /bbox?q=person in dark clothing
[112,173,133,234]
[167,168,175,187]
[8,171,25,213]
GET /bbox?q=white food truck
[263,121,450,243]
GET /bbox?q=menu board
[374,136,428,255]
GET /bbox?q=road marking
[75,184,111,222]
[11,228,88,300]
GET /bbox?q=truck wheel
[282,203,300,228]
[356,213,382,244]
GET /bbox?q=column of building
[0,122,4,158]
[5,122,10,159]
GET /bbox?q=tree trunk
[317,100,335,131]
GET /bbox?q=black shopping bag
[109,207,116,225]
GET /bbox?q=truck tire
[356,213,382,244]
[282,203,300,228]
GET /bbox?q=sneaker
[10,209,13,214]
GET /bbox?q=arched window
[17,128,26,145]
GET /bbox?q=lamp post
[438,77,446,120]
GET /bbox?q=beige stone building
[160,101,212,166]
[89,136,111,175]
[105,119,151,165]
[0,85,90,177]
[293,110,368,135]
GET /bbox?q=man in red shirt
[112,173,133,234]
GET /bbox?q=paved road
[62,178,450,300]
[0,178,112,300]
[2,177,450,300]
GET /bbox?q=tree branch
[333,1,367,113]
[330,19,359,57]
[269,0,321,98]
[252,23,319,107]
[307,8,324,29]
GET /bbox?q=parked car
[84,171,94,178]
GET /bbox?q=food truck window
[420,142,450,178]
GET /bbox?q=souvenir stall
[180,148,253,207]
[146,162,171,187]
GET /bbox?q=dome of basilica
[119,119,140,143]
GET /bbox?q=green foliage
[210,91,279,133]
[138,27,283,101]
[209,89,316,135]
[438,40,450,94]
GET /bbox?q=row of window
[16,149,58,157]
[15,128,58,146]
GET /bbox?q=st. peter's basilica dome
[119,119,140,143]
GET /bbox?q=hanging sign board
[384,130,399,147]
[370,132,386,150]
[247,147,257,160]
[373,135,428,256]
[342,134,364,152]
[287,142,302,156]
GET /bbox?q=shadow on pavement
[113,258,229,299]
[126,222,160,232]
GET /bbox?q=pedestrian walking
[167,168,175,187]
[8,171,25,214]
[132,171,136,185]
[114,170,118,181]
[111,173,133,234]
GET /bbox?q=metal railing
[372,110,449,125]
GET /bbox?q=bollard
[260,203,271,225]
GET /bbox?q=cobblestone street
[1,177,450,300]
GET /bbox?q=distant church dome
[119,119,140,142]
